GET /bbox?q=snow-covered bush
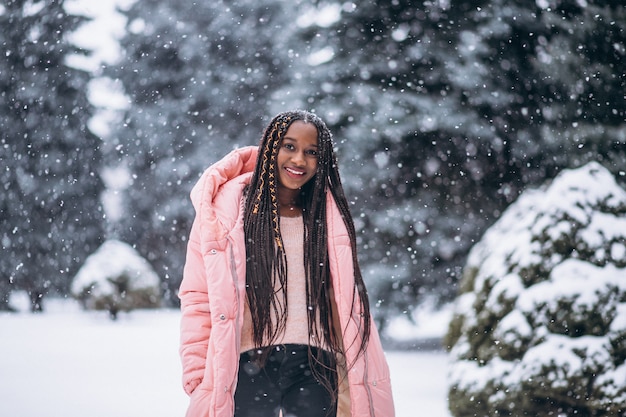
[445,162,626,416]
[71,240,162,319]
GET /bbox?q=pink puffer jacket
[179,146,395,417]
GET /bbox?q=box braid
[243,110,371,403]
[244,112,290,347]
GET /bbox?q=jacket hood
[190,146,258,210]
[190,146,258,244]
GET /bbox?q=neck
[277,187,302,217]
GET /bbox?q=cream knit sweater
[240,215,323,352]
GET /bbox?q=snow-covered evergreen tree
[71,239,161,320]
[445,162,626,416]
[0,0,105,311]
[106,0,302,304]
[448,0,625,188]
[274,0,501,325]
[274,0,626,327]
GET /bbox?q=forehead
[283,121,318,145]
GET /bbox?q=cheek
[276,150,287,165]
[309,162,319,179]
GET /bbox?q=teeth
[286,168,304,175]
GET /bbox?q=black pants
[234,344,337,417]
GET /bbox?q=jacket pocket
[186,386,212,417]
[201,238,228,257]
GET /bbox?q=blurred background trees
[1,0,624,329]
[0,0,104,312]
[105,0,298,303]
[271,0,626,326]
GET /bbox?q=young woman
[179,110,395,417]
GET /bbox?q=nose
[292,150,305,166]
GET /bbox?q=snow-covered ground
[0,298,451,417]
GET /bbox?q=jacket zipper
[363,347,376,416]
[353,312,376,416]
[227,236,242,404]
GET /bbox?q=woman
[179,110,394,417]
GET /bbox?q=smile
[285,167,305,176]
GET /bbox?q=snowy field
[0,299,451,417]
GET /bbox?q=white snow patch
[385,300,453,340]
[64,0,136,72]
[0,304,451,417]
[307,47,335,66]
[296,3,341,28]
[71,239,160,299]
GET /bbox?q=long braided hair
[243,110,371,401]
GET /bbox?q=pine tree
[277,0,626,326]
[446,163,626,416]
[275,0,486,325]
[107,0,299,304]
[0,0,105,311]
[448,0,625,188]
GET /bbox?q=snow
[447,162,626,412]
[63,0,133,138]
[0,298,451,417]
[494,309,532,346]
[385,299,454,341]
[517,260,624,318]
[71,239,160,299]
[64,0,136,72]
[307,47,336,66]
[295,3,341,29]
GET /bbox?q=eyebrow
[282,137,319,147]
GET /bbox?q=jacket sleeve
[179,216,211,395]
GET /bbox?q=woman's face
[276,120,319,191]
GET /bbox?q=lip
[284,167,306,178]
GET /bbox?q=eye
[283,143,295,151]
[305,149,318,157]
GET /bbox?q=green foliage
[0,0,105,311]
[274,0,494,320]
[446,163,626,416]
[106,0,301,304]
[75,272,160,320]
[271,0,626,326]
[2,0,624,328]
